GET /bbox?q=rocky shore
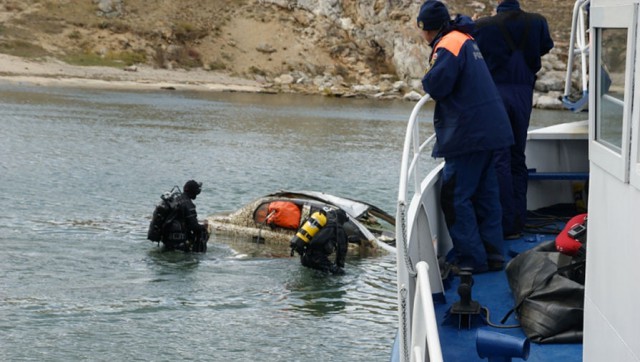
[0,50,567,110]
[0,53,265,93]
[0,0,572,109]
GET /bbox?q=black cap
[417,0,451,31]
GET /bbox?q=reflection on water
[286,273,349,316]
[0,82,582,361]
[147,248,205,273]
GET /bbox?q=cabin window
[596,29,625,152]
[590,4,637,183]
[253,202,270,224]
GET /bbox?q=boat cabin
[583,1,640,360]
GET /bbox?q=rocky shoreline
[269,48,568,110]
[0,51,568,110]
[0,0,574,110]
[0,53,264,93]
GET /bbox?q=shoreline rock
[0,52,567,109]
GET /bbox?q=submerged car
[205,190,395,254]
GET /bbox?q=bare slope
[0,0,574,96]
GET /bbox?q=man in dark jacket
[418,0,514,273]
[294,209,348,275]
[163,180,209,252]
[474,0,554,239]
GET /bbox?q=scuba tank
[163,219,187,247]
[147,186,182,242]
[290,210,328,256]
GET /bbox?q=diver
[157,180,210,252]
[291,208,348,275]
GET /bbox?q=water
[0,83,585,361]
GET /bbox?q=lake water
[0,82,585,361]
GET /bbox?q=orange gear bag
[265,201,301,230]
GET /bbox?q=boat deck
[434,207,583,361]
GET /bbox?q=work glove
[290,239,306,256]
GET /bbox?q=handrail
[407,134,437,186]
[562,0,590,112]
[396,93,435,280]
[396,94,441,362]
[603,93,624,108]
[411,261,444,362]
[397,94,434,203]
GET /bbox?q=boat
[391,0,639,360]
[205,190,396,254]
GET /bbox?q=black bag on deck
[504,240,584,344]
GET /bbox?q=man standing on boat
[473,0,554,239]
[417,0,514,273]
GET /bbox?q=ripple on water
[0,87,586,361]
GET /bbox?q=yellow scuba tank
[290,211,327,255]
[294,211,327,243]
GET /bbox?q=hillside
[0,0,575,100]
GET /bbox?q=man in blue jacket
[418,0,514,273]
[474,0,554,239]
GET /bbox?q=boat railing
[398,94,436,202]
[562,0,590,112]
[396,94,442,362]
[410,261,443,362]
[396,93,435,283]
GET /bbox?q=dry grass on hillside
[0,0,575,79]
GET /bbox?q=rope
[481,307,520,329]
[398,201,416,362]
[400,287,410,362]
[524,210,572,235]
[399,202,417,277]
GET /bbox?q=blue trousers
[441,151,504,272]
[495,84,533,236]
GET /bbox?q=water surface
[0,83,584,361]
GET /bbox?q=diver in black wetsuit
[293,209,348,275]
[162,180,209,252]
